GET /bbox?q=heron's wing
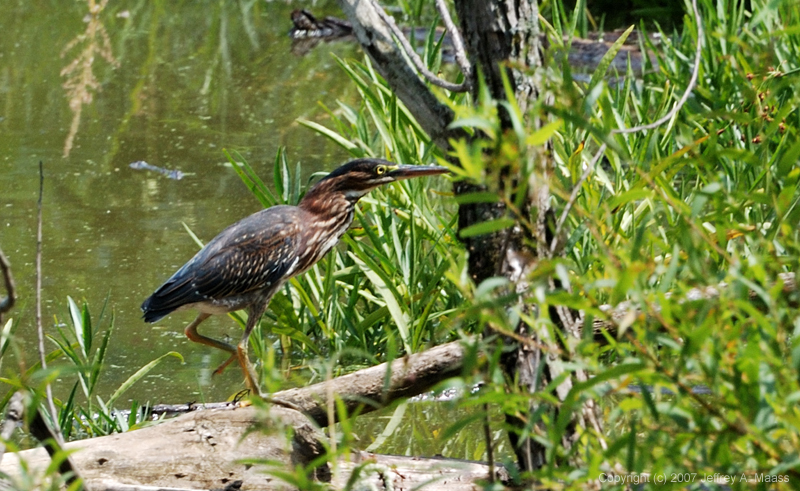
[142,206,302,320]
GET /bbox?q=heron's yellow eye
[375,165,387,175]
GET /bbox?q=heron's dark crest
[141,158,448,395]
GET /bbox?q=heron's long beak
[388,164,450,180]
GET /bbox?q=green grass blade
[108,351,184,408]
[298,119,359,152]
[588,25,635,90]
[67,296,86,359]
[89,314,114,396]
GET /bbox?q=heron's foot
[234,344,303,411]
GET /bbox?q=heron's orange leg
[185,313,240,375]
[184,313,237,353]
[237,305,264,394]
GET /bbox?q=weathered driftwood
[0,341,472,490]
[88,453,507,491]
[276,340,466,427]
[1,406,325,490]
[138,340,466,426]
[1,405,505,490]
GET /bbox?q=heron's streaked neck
[299,181,365,219]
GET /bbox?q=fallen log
[135,340,466,426]
[277,340,466,427]
[0,341,474,490]
[0,404,506,490]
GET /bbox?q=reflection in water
[60,0,118,157]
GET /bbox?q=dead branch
[337,0,464,149]
[32,162,84,487]
[368,0,468,92]
[29,407,82,487]
[110,340,466,426]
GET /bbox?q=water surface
[0,0,357,403]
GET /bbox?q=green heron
[142,158,448,395]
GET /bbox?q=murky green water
[0,0,361,403]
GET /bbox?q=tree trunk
[335,0,563,474]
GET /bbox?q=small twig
[370,0,469,92]
[482,402,495,483]
[35,162,63,443]
[433,0,472,82]
[0,248,15,325]
[33,162,88,488]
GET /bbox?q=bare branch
[369,0,469,92]
[33,162,87,488]
[34,162,62,440]
[276,340,465,427]
[433,0,472,82]
[337,0,463,149]
[29,407,82,487]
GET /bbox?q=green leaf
[224,149,276,208]
[271,324,322,356]
[526,119,563,147]
[453,191,499,205]
[182,222,205,250]
[68,296,86,359]
[349,252,412,353]
[607,188,654,211]
[459,218,515,238]
[81,301,93,354]
[89,315,114,396]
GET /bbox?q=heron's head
[302,158,449,206]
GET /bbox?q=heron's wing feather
[141,207,303,319]
[190,220,300,299]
